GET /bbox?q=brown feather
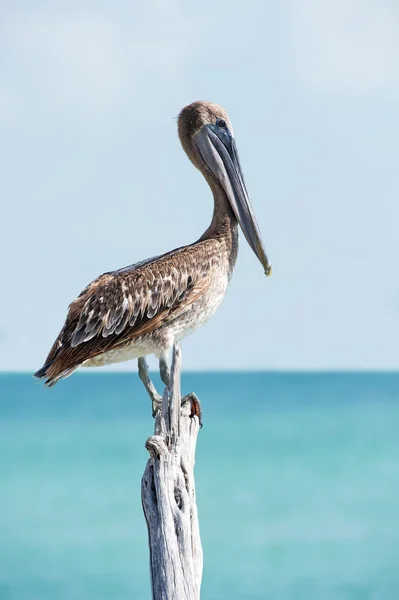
[35,238,223,385]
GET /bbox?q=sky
[1,0,399,371]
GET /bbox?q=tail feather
[33,359,82,387]
[33,363,52,380]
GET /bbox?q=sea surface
[1,372,399,600]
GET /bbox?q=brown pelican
[34,101,271,413]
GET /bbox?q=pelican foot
[181,392,203,428]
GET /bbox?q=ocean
[1,372,399,600]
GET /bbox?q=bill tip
[265,265,272,277]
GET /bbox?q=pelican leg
[181,392,203,428]
[159,357,171,390]
[137,355,197,422]
[137,357,163,418]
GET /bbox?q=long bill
[194,125,272,276]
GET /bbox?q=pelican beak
[194,124,272,276]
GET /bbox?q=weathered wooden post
[141,343,203,600]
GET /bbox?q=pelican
[34,101,271,414]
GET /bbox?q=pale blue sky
[1,0,399,371]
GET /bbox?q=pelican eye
[218,119,226,128]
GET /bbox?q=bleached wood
[141,343,203,600]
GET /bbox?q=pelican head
[178,101,271,276]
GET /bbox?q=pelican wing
[35,239,221,385]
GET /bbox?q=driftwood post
[141,343,203,600]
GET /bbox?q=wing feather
[36,238,223,383]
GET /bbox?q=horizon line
[2,369,399,375]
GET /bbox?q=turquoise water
[1,372,399,600]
